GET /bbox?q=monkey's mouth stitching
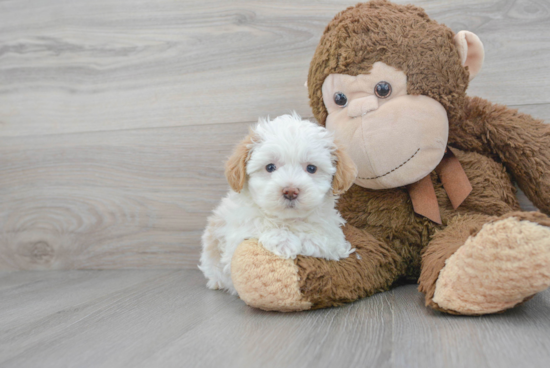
[358,148,420,180]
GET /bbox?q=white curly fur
[199,113,354,294]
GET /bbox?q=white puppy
[199,113,357,294]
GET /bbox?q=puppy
[199,113,357,294]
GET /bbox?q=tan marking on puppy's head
[225,131,255,193]
[332,141,358,195]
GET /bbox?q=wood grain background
[1,0,549,270]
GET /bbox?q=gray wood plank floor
[1,270,549,368]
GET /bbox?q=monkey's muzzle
[348,95,449,190]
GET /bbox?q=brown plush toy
[230,0,550,315]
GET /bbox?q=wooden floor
[0,270,549,368]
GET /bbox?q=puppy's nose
[282,187,299,200]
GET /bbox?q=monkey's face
[321,62,449,190]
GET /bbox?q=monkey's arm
[231,224,403,311]
[449,96,550,215]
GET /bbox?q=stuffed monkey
[230,0,550,314]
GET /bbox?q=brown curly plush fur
[294,0,550,311]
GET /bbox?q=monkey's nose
[348,95,379,118]
[282,187,300,200]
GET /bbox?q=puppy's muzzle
[282,187,299,201]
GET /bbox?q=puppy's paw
[334,241,355,260]
[205,279,222,290]
[300,235,354,261]
[259,229,302,259]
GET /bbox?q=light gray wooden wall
[1,0,549,270]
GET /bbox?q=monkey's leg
[419,212,550,315]
[231,224,403,312]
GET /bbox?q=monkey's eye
[306,164,317,174]
[374,81,392,98]
[333,92,348,107]
[265,163,276,173]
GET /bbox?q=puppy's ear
[225,133,254,193]
[332,142,357,195]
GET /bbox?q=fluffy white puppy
[199,113,357,294]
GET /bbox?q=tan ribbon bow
[407,147,472,224]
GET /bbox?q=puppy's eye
[306,164,317,174]
[265,163,276,172]
[333,92,348,107]
[374,81,392,98]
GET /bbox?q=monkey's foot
[433,215,550,315]
[231,239,312,312]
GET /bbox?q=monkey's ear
[225,133,254,193]
[454,31,484,81]
[332,143,358,195]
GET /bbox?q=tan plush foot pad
[231,239,312,312]
[433,217,550,315]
